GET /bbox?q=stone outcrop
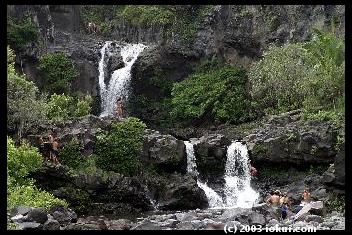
[158,174,208,210]
[193,134,231,182]
[243,111,339,165]
[142,129,187,173]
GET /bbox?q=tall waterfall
[223,141,259,208]
[98,42,146,117]
[184,141,224,208]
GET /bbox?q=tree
[39,52,77,94]
[7,48,47,140]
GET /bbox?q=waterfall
[98,42,146,117]
[223,141,259,208]
[184,141,224,208]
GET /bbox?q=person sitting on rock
[279,192,290,221]
[293,188,312,213]
[266,190,281,220]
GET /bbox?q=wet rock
[248,212,266,226]
[107,219,132,230]
[26,208,48,224]
[176,221,195,230]
[158,219,179,228]
[43,219,61,230]
[11,206,32,217]
[158,174,208,210]
[11,214,26,223]
[132,219,161,230]
[205,222,225,230]
[267,218,279,227]
[321,221,337,229]
[191,220,204,229]
[17,222,43,230]
[193,134,231,182]
[175,211,198,222]
[142,129,186,173]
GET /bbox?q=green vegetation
[7,16,39,50]
[46,93,93,122]
[95,117,146,176]
[7,47,47,140]
[252,143,269,155]
[7,137,42,185]
[39,52,78,94]
[326,195,345,213]
[119,5,174,27]
[249,30,345,124]
[7,137,67,229]
[171,60,254,124]
[59,137,86,170]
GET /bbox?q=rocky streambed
[10,204,345,230]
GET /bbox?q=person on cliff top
[116,97,124,120]
[266,190,281,220]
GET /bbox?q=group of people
[266,188,311,221]
[37,134,60,165]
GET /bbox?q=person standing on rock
[116,97,124,120]
[51,138,60,165]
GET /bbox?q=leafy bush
[74,95,93,117]
[59,137,85,169]
[249,30,345,116]
[46,93,73,122]
[46,93,93,122]
[7,49,47,140]
[39,52,78,94]
[249,43,311,114]
[119,5,174,27]
[171,64,254,124]
[7,180,68,212]
[7,46,16,75]
[7,16,39,50]
[7,137,43,185]
[95,117,146,176]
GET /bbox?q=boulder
[193,134,231,181]
[248,212,266,226]
[11,214,26,223]
[26,208,48,224]
[50,206,77,225]
[11,206,32,217]
[176,221,195,230]
[132,219,161,230]
[142,129,186,173]
[107,219,133,230]
[158,174,208,210]
[17,222,43,230]
[43,219,61,230]
[305,215,324,223]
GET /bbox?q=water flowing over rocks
[193,134,231,183]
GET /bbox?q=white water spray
[184,141,224,208]
[98,42,146,117]
[223,141,259,208]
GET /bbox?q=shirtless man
[52,138,60,165]
[302,188,311,204]
[116,97,124,120]
[266,190,281,220]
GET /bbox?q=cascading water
[223,141,259,208]
[185,140,258,209]
[98,41,146,117]
[184,141,224,208]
